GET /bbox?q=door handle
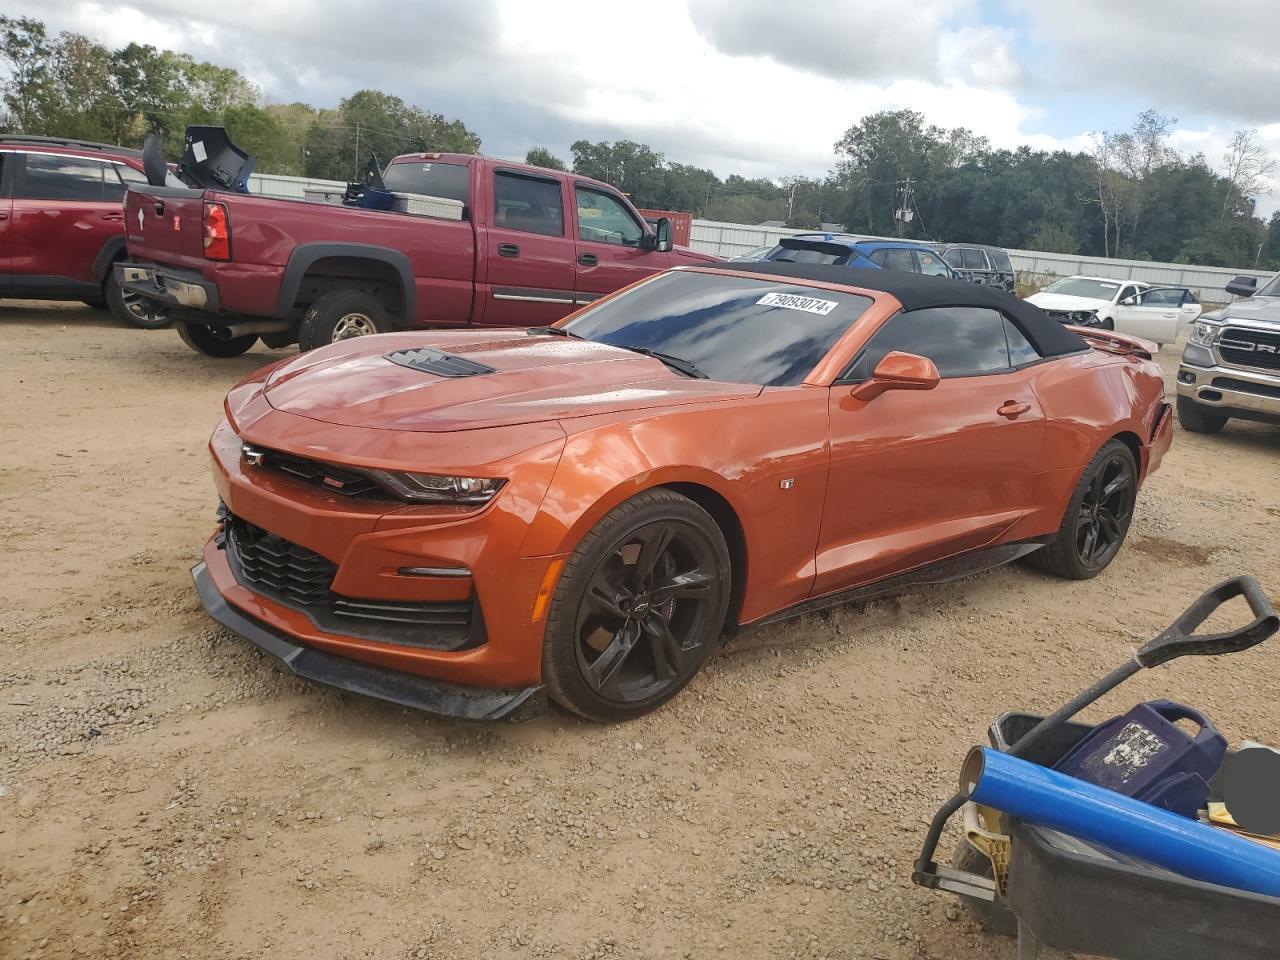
[578,253,598,266]
[997,401,1031,420]
[0,212,8,221]
[497,242,519,258]
[102,212,124,222]
[153,202,165,216]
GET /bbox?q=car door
[10,152,122,296]
[813,306,1046,595]
[868,247,918,274]
[572,184,670,302]
[0,152,12,295]
[961,247,994,284]
[914,248,952,278]
[481,168,578,326]
[1113,286,1185,344]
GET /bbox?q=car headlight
[1189,321,1219,345]
[1067,309,1098,325]
[366,471,506,504]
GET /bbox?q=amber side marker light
[531,559,566,622]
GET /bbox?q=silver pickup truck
[1176,274,1280,433]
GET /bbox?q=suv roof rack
[0,134,143,158]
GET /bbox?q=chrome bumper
[117,262,217,310]
[1177,362,1280,418]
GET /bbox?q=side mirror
[1226,276,1258,298]
[1120,295,1138,306]
[645,215,675,249]
[649,217,673,253]
[850,351,941,402]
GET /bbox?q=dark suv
[934,243,1016,293]
[0,136,168,327]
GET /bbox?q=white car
[1026,276,1203,345]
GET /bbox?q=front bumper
[1177,361,1280,425]
[117,261,220,316]
[193,561,543,719]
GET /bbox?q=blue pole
[963,746,1280,898]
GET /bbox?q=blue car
[762,234,954,278]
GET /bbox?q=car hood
[1219,295,1280,326]
[1025,293,1110,311]
[262,331,760,432]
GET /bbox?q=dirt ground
[2,301,1278,960]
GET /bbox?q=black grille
[227,514,336,605]
[220,509,481,651]
[260,449,382,498]
[385,347,496,377]
[1219,327,1280,371]
[1212,376,1280,400]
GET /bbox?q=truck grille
[220,508,481,650]
[1218,327,1280,372]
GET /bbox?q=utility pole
[354,122,360,179]
[894,177,915,237]
[787,182,797,221]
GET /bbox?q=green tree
[0,16,54,132]
[525,146,566,171]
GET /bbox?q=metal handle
[1136,576,1277,668]
[103,212,123,222]
[997,401,1031,419]
[578,253,598,266]
[497,243,519,258]
[153,202,165,216]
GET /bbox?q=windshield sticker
[757,292,838,315]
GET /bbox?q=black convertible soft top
[702,261,1087,358]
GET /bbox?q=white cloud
[7,0,1280,216]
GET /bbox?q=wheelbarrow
[912,576,1280,959]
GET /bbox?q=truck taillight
[202,201,231,261]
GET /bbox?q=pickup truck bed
[119,152,717,357]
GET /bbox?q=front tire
[1176,396,1228,434]
[105,270,171,329]
[542,489,732,722]
[298,291,388,352]
[177,322,258,358]
[1031,439,1137,580]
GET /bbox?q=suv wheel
[1176,396,1228,434]
[177,322,258,358]
[1031,439,1137,580]
[105,270,171,329]
[298,291,388,352]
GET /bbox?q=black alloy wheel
[1031,439,1137,580]
[1075,449,1136,570]
[543,489,731,721]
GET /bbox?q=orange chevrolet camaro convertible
[193,264,1173,722]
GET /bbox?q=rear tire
[1031,439,1137,580]
[177,322,258,358]
[951,840,1017,937]
[542,489,732,722]
[298,291,389,352]
[105,269,171,329]
[82,298,109,311]
[1176,396,1228,434]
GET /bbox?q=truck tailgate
[124,185,209,271]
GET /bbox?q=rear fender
[276,242,416,320]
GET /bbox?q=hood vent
[385,347,496,378]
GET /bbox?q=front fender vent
[385,347,496,377]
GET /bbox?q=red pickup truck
[118,153,718,357]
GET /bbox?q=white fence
[247,174,1274,307]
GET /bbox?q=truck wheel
[177,322,258,358]
[1176,396,1228,434]
[298,291,388,352]
[105,270,171,330]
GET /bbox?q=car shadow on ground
[0,301,121,329]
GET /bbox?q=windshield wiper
[616,345,709,379]
[527,326,585,339]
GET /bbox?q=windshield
[562,271,872,386]
[382,160,470,203]
[1043,277,1121,300]
[1255,275,1280,297]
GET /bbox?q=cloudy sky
[14,0,1280,208]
